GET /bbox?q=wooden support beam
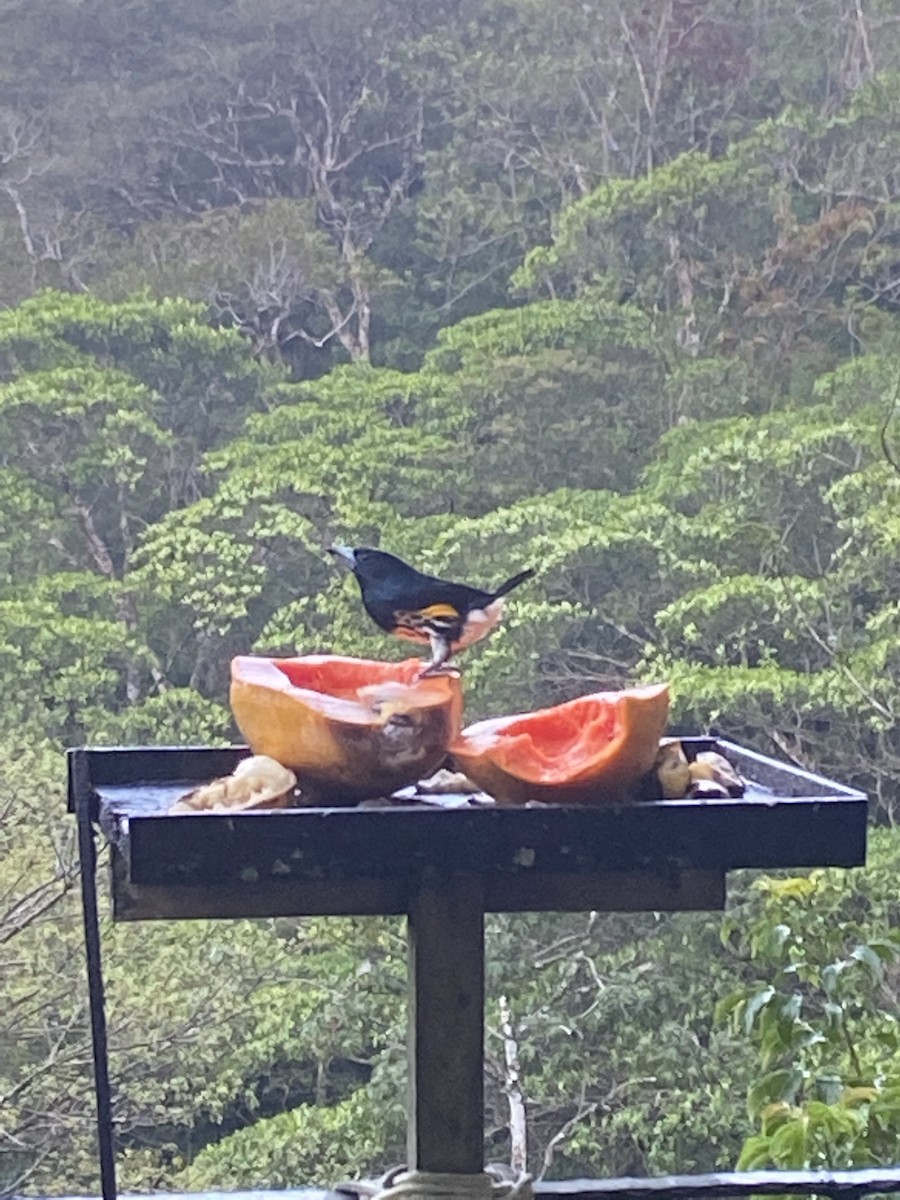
[109,848,725,920]
[407,873,485,1175]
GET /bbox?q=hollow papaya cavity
[230,654,463,802]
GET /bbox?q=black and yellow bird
[329,545,535,674]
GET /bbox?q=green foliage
[0,740,84,1193]
[5,6,900,1191]
[0,291,280,740]
[480,908,755,1178]
[717,831,900,1168]
[0,592,153,742]
[639,357,899,813]
[87,689,234,746]
[516,140,780,300]
[414,297,666,508]
[179,1090,400,1189]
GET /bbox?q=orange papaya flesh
[450,683,669,805]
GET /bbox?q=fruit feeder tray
[66,737,867,1200]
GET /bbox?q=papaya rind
[230,655,464,802]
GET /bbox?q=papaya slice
[230,654,463,803]
[449,683,669,805]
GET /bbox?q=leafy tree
[0,742,79,1194]
[641,354,900,817]
[97,200,343,375]
[0,291,277,740]
[10,0,900,366]
[4,11,900,1192]
[718,831,900,1169]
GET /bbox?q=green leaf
[851,943,886,984]
[744,987,776,1036]
[747,1069,803,1120]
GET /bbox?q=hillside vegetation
[1,1,899,1192]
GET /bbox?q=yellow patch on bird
[420,603,460,619]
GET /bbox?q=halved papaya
[449,683,669,805]
[230,654,463,802]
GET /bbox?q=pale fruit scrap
[654,738,692,798]
[692,750,745,796]
[688,758,717,782]
[686,778,731,799]
[650,742,746,800]
[416,768,482,795]
[170,755,297,813]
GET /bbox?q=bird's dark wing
[403,577,490,613]
[392,570,533,635]
[376,576,486,642]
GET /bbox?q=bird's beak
[328,544,357,569]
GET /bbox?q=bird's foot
[417,661,460,679]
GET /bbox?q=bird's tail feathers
[491,567,535,600]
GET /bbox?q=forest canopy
[1,0,899,1193]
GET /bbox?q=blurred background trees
[2,0,900,1192]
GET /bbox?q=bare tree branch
[498,995,527,1173]
[880,373,900,479]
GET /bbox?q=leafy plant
[717,834,900,1169]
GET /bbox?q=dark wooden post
[407,873,486,1175]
